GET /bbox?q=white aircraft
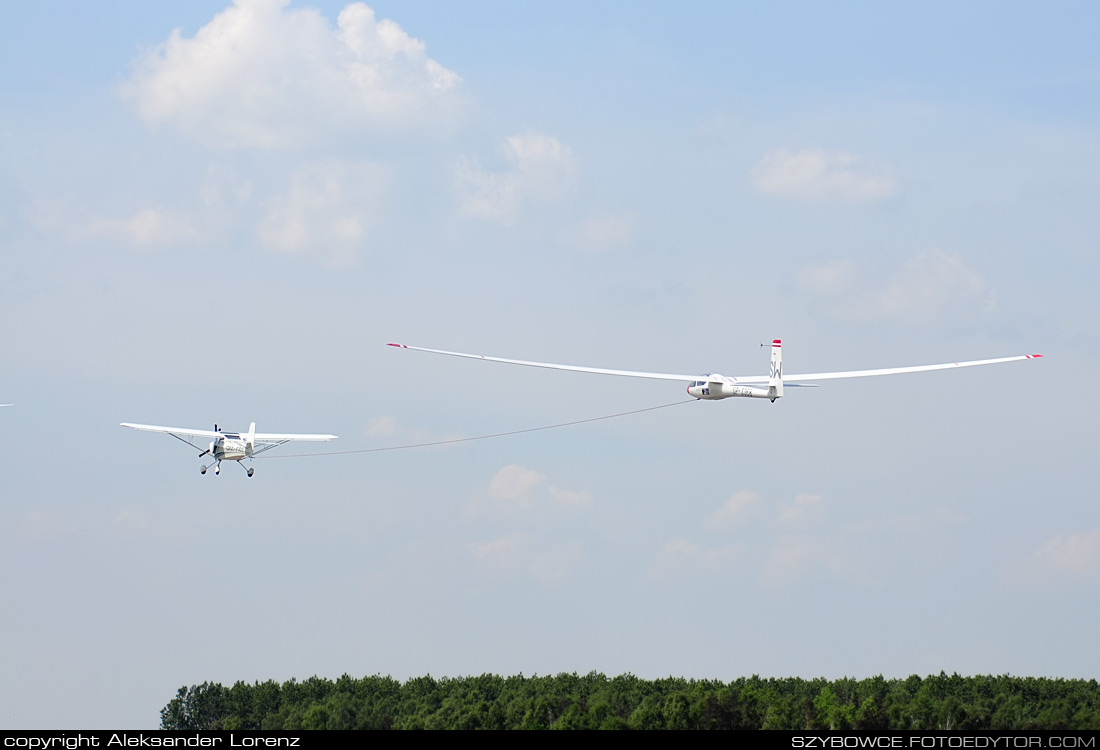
[388,340,1042,402]
[120,422,337,476]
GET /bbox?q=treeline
[161,672,1100,730]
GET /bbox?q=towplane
[120,422,337,476]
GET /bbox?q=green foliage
[159,672,1100,730]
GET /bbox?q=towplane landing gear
[199,460,254,477]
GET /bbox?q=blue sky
[1,0,1097,729]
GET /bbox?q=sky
[1,0,1098,729]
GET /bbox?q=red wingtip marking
[387,343,406,348]
[1028,354,1043,358]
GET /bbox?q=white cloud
[797,251,997,326]
[122,0,462,148]
[487,464,545,508]
[660,537,701,561]
[710,489,761,526]
[532,541,583,584]
[1036,531,1100,573]
[470,532,528,571]
[85,208,198,248]
[561,211,636,252]
[652,537,739,578]
[762,539,819,581]
[877,250,997,321]
[751,148,897,203]
[359,415,465,447]
[796,258,857,298]
[470,534,583,585]
[478,464,592,512]
[778,493,824,525]
[200,164,254,208]
[18,511,77,541]
[761,536,871,586]
[256,161,386,264]
[364,415,398,436]
[547,486,592,506]
[455,131,577,221]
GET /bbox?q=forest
[160,672,1100,730]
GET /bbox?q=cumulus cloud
[487,464,546,508]
[122,0,462,148]
[18,511,77,541]
[200,164,255,208]
[797,251,997,326]
[751,148,896,203]
[1036,531,1100,573]
[256,161,386,264]
[877,250,997,321]
[85,208,198,248]
[660,537,702,561]
[561,211,636,252]
[469,534,583,584]
[364,415,398,436]
[778,493,824,525]
[455,131,577,221]
[532,542,583,584]
[476,464,592,514]
[470,532,528,570]
[355,416,465,451]
[795,258,857,298]
[547,486,593,507]
[710,489,761,526]
[763,539,820,581]
[652,538,739,578]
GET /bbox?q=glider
[120,422,337,476]
[388,341,1042,402]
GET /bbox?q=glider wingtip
[1027,354,1044,359]
[387,342,406,348]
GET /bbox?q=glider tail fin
[768,339,783,402]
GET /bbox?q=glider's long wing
[388,343,703,382]
[388,343,1043,384]
[781,355,1044,382]
[120,423,219,438]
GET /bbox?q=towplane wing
[119,423,336,441]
